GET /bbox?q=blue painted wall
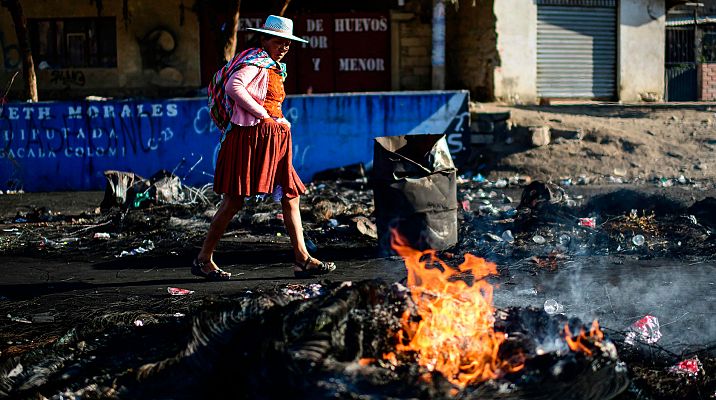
[0,91,469,192]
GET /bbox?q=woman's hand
[261,117,290,130]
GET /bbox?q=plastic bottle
[632,234,645,246]
[544,299,564,315]
[558,234,571,246]
[501,230,514,243]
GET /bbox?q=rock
[250,212,274,225]
[530,126,551,147]
[353,216,377,239]
[311,199,347,223]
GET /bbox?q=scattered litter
[501,230,514,243]
[134,320,144,327]
[281,283,324,299]
[532,235,546,244]
[353,216,378,239]
[167,287,194,296]
[117,240,155,257]
[558,234,571,246]
[461,199,471,211]
[625,315,662,345]
[31,312,54,323]
[494,178,508,188]
[485,233,503,242]
[669,357,703,378]
[543,299,564,315]
[7,314,31,324]
[632,234,645,246]
[93,232,111,240]
[658,177,673,187]
[305,238,318,253]
[472,173,486,183]
[7,364,23,378]
[578,218,596,228]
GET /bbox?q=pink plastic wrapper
[669,357,702,377]
[625,315,662,345]
[578,217,596,228]
[461,200,471,212]
[167,287,194,296]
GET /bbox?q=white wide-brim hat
[247,15,308,43]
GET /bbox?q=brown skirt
[213,123,306,198]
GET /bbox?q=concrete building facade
[0,0,200,99]
[493,0,667,103]
[0,0,682,102]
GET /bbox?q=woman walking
[193,15,336,280]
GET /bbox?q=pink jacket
[227,65,270,126]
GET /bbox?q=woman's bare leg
[281,195,326,270]
[197,194,244,273]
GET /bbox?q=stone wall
[0,0,200,100]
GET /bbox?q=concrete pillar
[432,0,446,90]
[390,11,413,90]
[618,0,665,102]
[493,0,537,103]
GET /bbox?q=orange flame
[564,320,604,356]
[388,230,523,387]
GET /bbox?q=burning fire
[564,320,604,356]
[388,230,523,387]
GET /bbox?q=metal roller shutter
[537,0,617,98]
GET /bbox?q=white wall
[494,0,538,103]
[619,0,666,102]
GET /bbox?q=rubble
[529,126,551,147]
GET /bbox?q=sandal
[294,256,336,278]
[191,258,231,281]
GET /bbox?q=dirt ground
[480,103,716,184]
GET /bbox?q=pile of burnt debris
[0,280,713,399]
[1,168,715,266]
[1,168,715,399]
[455,181,716,270]
[0,169,376,261]
[0,281,628,399]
